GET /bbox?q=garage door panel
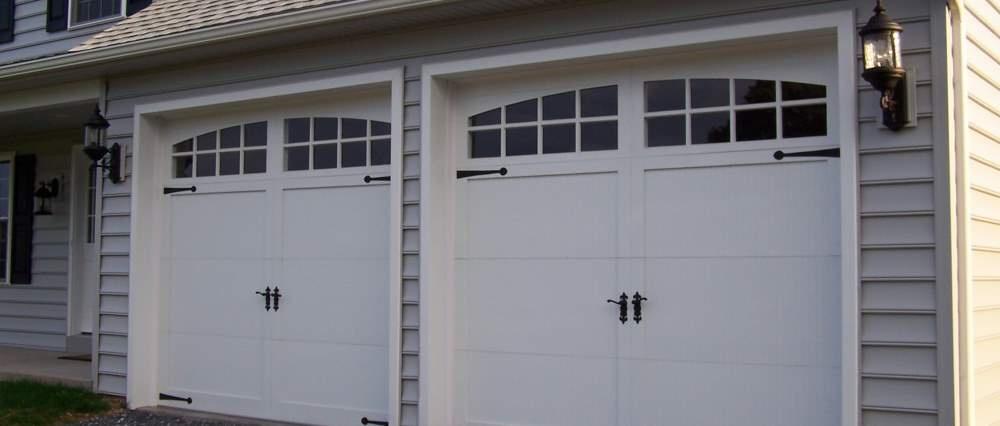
[169,259,267,336]
[166,334,267,402]
[639,257,840,367]
[622,359,839,426]
[282,185,389,259]
[271,341,388,425]
[643,161,839,257]
[170,191,267,259]
[464,172,618,259]
[462,350,617,426]
[457,258,617,357]
[274,259,388,345]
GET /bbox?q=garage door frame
[419,9,859,426]
[127,68,405,424]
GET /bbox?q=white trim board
[127,68,405,426]
[419,9,859,426]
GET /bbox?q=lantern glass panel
[863,31,901,70]
[85,126,103,146]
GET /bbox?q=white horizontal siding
[1,0,117,65]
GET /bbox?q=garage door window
[284,117,391,171]
[172,121,268,178]
[645,78,827,147]
[468,85,619,158]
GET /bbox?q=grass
[0,380,113,426]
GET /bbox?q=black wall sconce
[859,0,910,131]
[82,106,123,184]
[33,178,59,216]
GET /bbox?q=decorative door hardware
[773,148,840,160]
[364,175,391,183]
[456,167,507,179]
[632,292,649,324]
[607,292,629,324]
[361,417,389,425]
[272,287,281,312]
[163,186,197,195]
[256,287,272,311]
[159,393,192,404]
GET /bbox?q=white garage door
[453,41,841,425]
[159,112,393,425]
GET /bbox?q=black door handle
[607,292,628,324]
[256,287,271,311]
[632,292,648,323]
[361,417,388,425]
[272,287,281,312]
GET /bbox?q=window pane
[735,79,776,105]
[286,118,311,144]
[735,109,777,141]
[244,149,266,174]
[196,132,217,151]
[341,141,367,168]
[219,152,240,175]
[646,115,685,147]
[505,99,538,124]
[314,144,339,169]
[244,122,268,147]
[469,108,501,126]
[173,139,193,153]
[580,121,617,151]
[505,127,537,156]
[691,111,730,144]
[174,156,193,178]
[690,78,730,108]
[783,104,827,138]
[314,118,339,141]
[342,118,368,139]
[645,79,685,112]
[220,126,241,149]
[371,139,391,165]
[782,82,826,101]
[580,86,618,118]
[542,124,575,154]
[542,92,576,120]
[469,130,501,158]
[371,121,391,136]
[196,153,216,177]
[285,146,310,171]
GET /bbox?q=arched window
[283,117,390,171]
[172,121,268,178]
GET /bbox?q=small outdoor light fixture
[82,106,123,184]
[859,0,909,131]
[33,178,59,216]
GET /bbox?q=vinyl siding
[962,1,1000,424]
[1,0,118,66]
[0,132,78,351]
[95,1,950,424]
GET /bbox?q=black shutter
[126,0,152,16]
[46,0,67,32]
[11,155,34,285]
[0,0,13,44]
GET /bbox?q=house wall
[2,0,117,65]
[0,131,78,351]
[959,0,1000,424]
[100,1,951,425]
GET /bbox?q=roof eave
[0,0,453,81]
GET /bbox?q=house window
[283,117,391,171]
[70,0,123,27]
[0,158,11,283]
[644,78,828,147]
[172,122,269,178]
[467,85,620,158]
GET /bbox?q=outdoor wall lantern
[859,0,909,131]
[82,106,123,184]
[33,178,59,216]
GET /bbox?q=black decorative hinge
[361,417,389,425]
[159,393,192,404]
[364,175,391,183]
[457,167,507,179]
[163,186,197,195]
[773,148,840,160]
